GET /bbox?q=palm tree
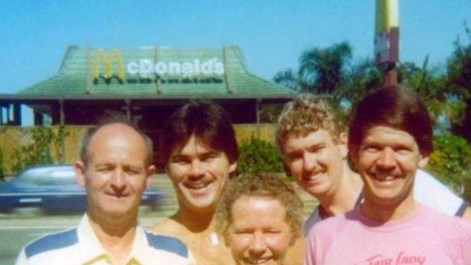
[298,41,352,95]
[272,69,300,91]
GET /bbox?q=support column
[13,103,21,125]
[34,111,44,125]
[125,99,131,121]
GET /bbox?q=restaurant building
[0,45,295,129]
[0,45,298,170]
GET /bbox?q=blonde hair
[276,94,342,151]
[216,173,303,239]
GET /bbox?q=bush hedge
[427,133,471,202]
[237,136,285,174]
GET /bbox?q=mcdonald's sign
[374,0,399,69]
[91,48,225,85]
[92,49,125,84]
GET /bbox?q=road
[0,210,168,265]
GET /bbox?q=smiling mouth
[244,258,271,265]
[377,176,394,181]
[106,191,128,199]
[184,181,210,190]
[303,172,327,181]
[371,173,396,182]
[369,174,401,188]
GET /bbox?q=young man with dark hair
[152,100,238,265]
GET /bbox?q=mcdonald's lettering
[126,58,225,78]
[92,49,125,84]
[92,50,225,85]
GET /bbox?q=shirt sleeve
[304,207,321,236]
[414,169,466,216]
[14,249,28,265]
[304,231,317,265]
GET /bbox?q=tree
[398,59,457,132]
[447,24,471,142]
[341,58,382,107]
[272,69,300,91]
[273,42,386,109]
[298,41,352,96]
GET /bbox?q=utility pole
[374,0,399,86]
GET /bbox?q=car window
[15,166,77,186]
[50,169,77,185]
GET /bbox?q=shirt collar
[77,214,146,265]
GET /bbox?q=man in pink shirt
[304,86,471,265]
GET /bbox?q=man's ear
[74,161,86,187]
[229,162,237,174]
[283,162,293,178]
[418,155,429,169]
[338,132,349,159]
[146,165,156,188]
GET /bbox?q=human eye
[394,146,413,155]
[125,165,143,175]
[95,164,113,172]
[265,229,281,235]
[286,151,302,162]
[307,143,326,154]
[202,152,220,162]
[234,228,253,235]
[360,142,381,153]
[171,156,190,165]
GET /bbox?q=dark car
[0,164,163,214]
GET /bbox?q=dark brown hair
[161,100,239,165]
[348,85,433,158]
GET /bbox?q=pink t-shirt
[305,205,471,265]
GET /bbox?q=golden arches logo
[92,49,125,84]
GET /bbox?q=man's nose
[110,168,126,188]
[377,148,396,169]
[302,152,317,172]
[189,160,204,177]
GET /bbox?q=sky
[1,0,470,96]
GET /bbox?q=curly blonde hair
[276,94,343,151]
[215,173,304,239]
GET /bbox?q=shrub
[13,126,62,172]
[0,148,4,182]
[427,133,471,201]
[237,136,285,174]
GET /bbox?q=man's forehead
[282,130,338,153]
[173,137,219,154]
[286,129,337,142]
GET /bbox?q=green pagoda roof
[18,45,294,98]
